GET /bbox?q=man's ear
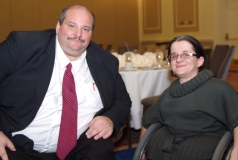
[56,21,60,34]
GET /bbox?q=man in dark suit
[0,5,131,160]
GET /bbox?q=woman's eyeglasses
[168,52,197,61]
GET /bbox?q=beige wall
[1,0,237,58]
[138,0,238,59]
[0,0,139,53]
[138,0,214,49]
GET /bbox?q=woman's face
[170,40,204,83]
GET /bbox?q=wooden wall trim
[173,0,199,32]
[143,0,161,34]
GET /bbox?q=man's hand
[0,131,16,160]
[86,116,114,140]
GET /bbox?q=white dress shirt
[12,36,103,153]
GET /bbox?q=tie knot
[67,63,72,70]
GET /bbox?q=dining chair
[118,46,137,55]
[208,44,230,79]
[106,44,112,52]
[98,44,103,48]
[203,47,213,69]
[217,45,236,80]
[113,116,132,148]
[133,123,233,160]
[141,95,160,115]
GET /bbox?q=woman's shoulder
[199,69,232,88]
[207,77,230,85]
[205,77,236,92]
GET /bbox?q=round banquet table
[119,68,175,129]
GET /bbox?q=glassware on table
[125,52,133,62]
[155,49,164,67]
[163,49,171,67]
[125,52,134,70]
[125,62,133,70]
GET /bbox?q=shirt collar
[55,36,87,72]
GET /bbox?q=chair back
[208,45,229,79]
[118,46,137,54]
[106,44,112,52]
[203,47,213,69]
[98,44,103,48]
[217,45,236,80]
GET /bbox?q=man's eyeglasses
[168,52,197,61]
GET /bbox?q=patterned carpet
[115,148,136,160]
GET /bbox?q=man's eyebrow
[82,26,91,28]
[68,21,76,24]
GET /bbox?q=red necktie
[57,63,78,160]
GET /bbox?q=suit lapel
[86,52,107,109]
[36,36,56,108]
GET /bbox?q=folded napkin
[132,52,156,67]
[111,52,126,68]
[143,52,157,66]
[112,51,157,68]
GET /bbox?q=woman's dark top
[142,69,238,160]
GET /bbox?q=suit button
[10,126,15,131]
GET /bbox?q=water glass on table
[155,49,164,67]
[125,52,133,71]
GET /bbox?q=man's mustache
[67,37,85,43]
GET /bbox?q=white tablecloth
[119,68,175,129]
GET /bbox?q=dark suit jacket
[0,29,131,140]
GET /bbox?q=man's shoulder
[87,42,119,72]
[8,29,56,40]
[4,29,56,50]
[87,41,117,61]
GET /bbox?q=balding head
[58,5,96,31]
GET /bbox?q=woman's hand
[230,147,238,160]
[141,150,147,160]
[231,126,238,160]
